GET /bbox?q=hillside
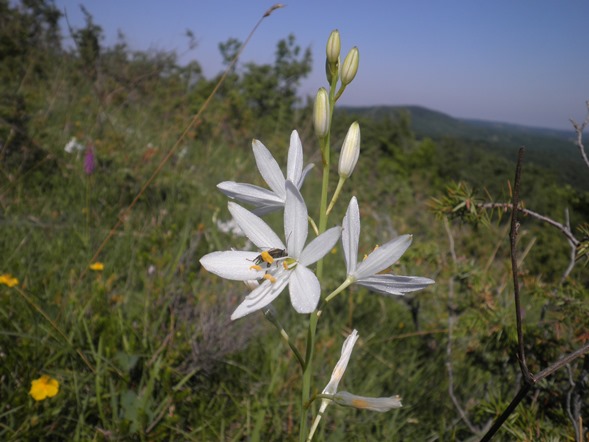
[340,105,588,190]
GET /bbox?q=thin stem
[301,59,338,442]
[480,385,532,442]
[324,277,353,304]
[78,4,283,283]
[510,148,532,382]
[326,176,345,216]
[308,215,319,237]
[569,100,589,171]
[299,310,319,441]
[264,308,305,368]
[477,203,579,247]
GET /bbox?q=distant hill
[339,105,588,191]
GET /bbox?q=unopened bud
[313,88,330,138]
[341,47,359,86]
[338,122,361,178]
[326,30,340,64]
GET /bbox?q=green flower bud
[313,88,330,138]
[341,47,359,86]
[338,121,361,178]
[326,30,341,64]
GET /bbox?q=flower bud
[338,121,361,178]
[334,391,402,412]
[313,88,330,138]
[341,47,359,86]
[326,30,340,64]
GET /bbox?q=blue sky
[53,0,589,130]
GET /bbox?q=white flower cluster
[199,129,434,320]
[199,29,435,438]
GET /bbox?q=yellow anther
[263,273,277,283]
[283,262,289,270]
[261,250,274,264]
[249,264,263,271]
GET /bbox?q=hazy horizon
[53,0,589,131]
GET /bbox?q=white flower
[333,391,402,412]
[323,329,359,397]
[342,197,434,295]
[64,137,85,154]
[308,329,402,440]
[200,181,341,320]
[217,130,314,215]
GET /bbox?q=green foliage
[1,1,587,440]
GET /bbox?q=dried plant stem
[570,100,589,171]
[79,4,284,283]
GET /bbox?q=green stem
[264,308,306,368]
[326,176,346,216]
[300,71,339,442]
[324,277,354,304]
[299,310,319,441]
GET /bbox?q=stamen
[263,273,277,283]
[249,264,263,271]
[261,251,274,264]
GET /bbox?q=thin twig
[477,203,579,247]
[565,364,582,441]
[560,209,577,284]
[569,100,589,171]
[480,385,533,442]
[510,148,532,382]
[78,5,284,282]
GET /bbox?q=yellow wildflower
[0,274,19,287]
[89,262,104,271]
[29,375,59,401]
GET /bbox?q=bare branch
[510,148,532,382]
[480,148,589,441]
[570,100,589,171]
[565,364,582,442]
[478,203,579,247]
[560,209,577,284]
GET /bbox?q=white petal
[228,203,285,250]
[323,329,359,395]
[296,163,315,189]
[299,226,341,267]
[231,269,290,320]
[342,197,360,274]
[289,265,320,314]
[199,251,265,280]
[354,234,412,280]
[286,130,303,185]
[356,275,435,295]
[284,180,308,258]
[334,391,402,412]
[253,139,286,198]
[217,182,283,206]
